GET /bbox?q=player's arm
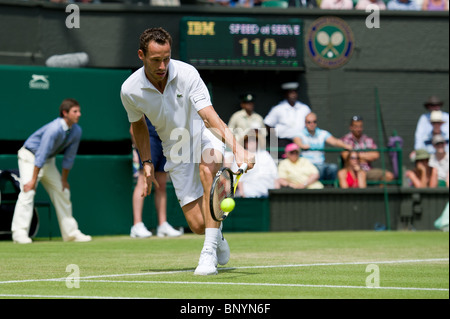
[131,116,159,196]
[198,106,255,170]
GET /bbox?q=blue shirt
[297,127,331,165]
[24,118,82,170]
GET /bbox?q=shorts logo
[306,17,354,69]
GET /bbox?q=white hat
[430,110,444,123]
[281,82,299,90]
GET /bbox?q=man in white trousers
[121,28,254,275]
[11,98,91,244]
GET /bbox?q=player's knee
[189,222,205,235]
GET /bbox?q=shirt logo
[306,16,355,69]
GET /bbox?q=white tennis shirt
[120,59,214,165]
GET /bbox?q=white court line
[78,279,449,292]
[0,258,448,286]
[0,294,150,299]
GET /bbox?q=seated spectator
[320,0,354,9]
[287,0,318,7]
[387,0,421,10]
[341,115,395,184]
[231,130,280,198]
[293,112,352,183]
[428,134,449,187]
[414,96,449,152]
[278,143,324,189]
[405,149,438,188]
[338,151,367,188]
[414,110,449,155]
[355,0,387,9]
[421,0,448,10]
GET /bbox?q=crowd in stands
[225,83,448,197]
[46,0,449,11]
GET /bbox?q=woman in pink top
[422,0,448,11]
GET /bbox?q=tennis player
[120,28,254,275]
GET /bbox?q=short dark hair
[59,98,80,117]
[139,27,172,56]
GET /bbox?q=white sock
[204,228,220,250]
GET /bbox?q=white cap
[281,82,299,90]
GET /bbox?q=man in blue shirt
[11,98,91,244]
[294,112,352,183]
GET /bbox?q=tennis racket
[210,163,248,222]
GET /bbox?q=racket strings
[212,170,233,221]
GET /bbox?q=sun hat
[432,134,446,145]
[424,96,444,108]
[430,110,445,123]
[414,149,430,161]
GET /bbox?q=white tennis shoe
[157,221,182,237]
[217,236,230,266]
[194,247,218,275]
[130,222,152,238]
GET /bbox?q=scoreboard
[180,17,304,70]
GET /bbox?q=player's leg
[130,170,152,238]
[155,171,182,237]
[39,159,90,242]
[11,148,38,243]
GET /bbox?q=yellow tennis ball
[220,198,235,213]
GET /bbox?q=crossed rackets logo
[306,17,355,69]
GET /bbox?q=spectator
[11,98,91,244]
[150,0,180,5]
[355,0,387,9]
[287,0,318,7]
[232,130,280,198]
[264,82,311,157]
[422,0,448,10]
[320,0,354,9]
[428,134,449,187]
[386,0,421,10]
[414,110,449,155]
[293,112,352,183]
[414,96,449,152]
[130,118,182,238]
[405,149,438,188]
[278,143,324,189]
[337,151,367,188]
[341,115,395,184]
[228,93,266,146]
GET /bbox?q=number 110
[238,38,277,57]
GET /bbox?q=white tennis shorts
[166,128,225,207]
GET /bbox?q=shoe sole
[194,269,218,276]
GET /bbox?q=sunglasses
[306,120,317,124]
[349,156,359,160]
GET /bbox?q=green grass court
[0,231,448,301]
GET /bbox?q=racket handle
[238,163,248,174]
